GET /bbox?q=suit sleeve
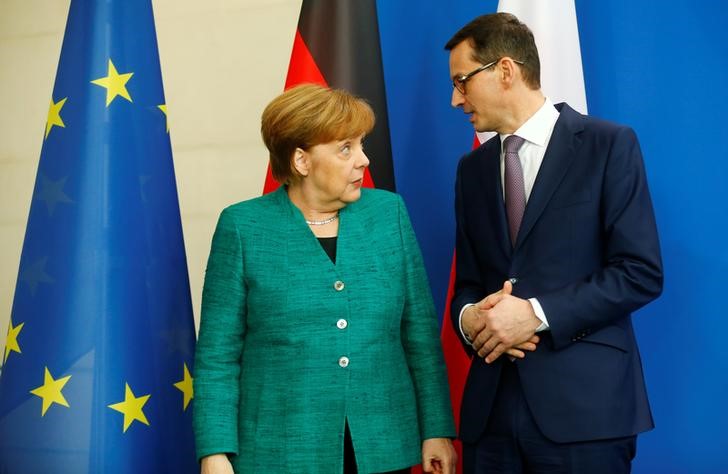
[396,196,456,441]
[193,208,247,459]
[537,127,663,349]
[450,158,485,355]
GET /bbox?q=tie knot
[503,135,525,154]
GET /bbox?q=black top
[317,236,337,263]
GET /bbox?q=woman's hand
[422,437,457,474]
[201,453,234,474]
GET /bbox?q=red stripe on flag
[284,29,328,90]
[472,134,482,149]
[361,168,375,189]
[262,166,281,195]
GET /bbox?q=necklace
[305,212,339,226]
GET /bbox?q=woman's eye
[341,145,351,154]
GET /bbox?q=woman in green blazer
[193,85,456,474]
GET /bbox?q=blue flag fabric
[0,1,197,472]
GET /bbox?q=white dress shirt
[459,98,560,343]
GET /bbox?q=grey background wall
[0,0,302,352]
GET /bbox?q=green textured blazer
[193,187,455,473]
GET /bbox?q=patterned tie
[503,135,526,246]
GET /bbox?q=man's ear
[500,57,518,86]
[293,148,309,177]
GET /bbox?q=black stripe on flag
[298,0,396,192]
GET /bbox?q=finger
[422,457,434,473]
[505,348,525,358]
[485,343,507,363]
[471,328,492,352]
[480,291,503,310]
[476,332,495,357]
[471,334,485,352]
[513,342,537,351]
[477,336,498,358]
[529,334,540,344]
[445,457,456,474]
[441,454,455,474]
[481,280,513,309]
[472,340,485,353]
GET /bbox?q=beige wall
[0,0,301,356]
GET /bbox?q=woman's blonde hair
[261,84,375,184]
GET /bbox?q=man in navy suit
[446,13,663,473]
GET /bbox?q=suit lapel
[514,104,584,251]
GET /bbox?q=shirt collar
[499,97,559,148]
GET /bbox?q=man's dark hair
[445,13,541,89]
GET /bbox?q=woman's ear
[293,148,309,177]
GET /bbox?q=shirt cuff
[458,303,476,345]
[528,298,549,332]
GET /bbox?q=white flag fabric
[477,0,587,144]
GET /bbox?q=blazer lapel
[514,104,584,251]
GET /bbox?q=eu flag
[0,1,197,472]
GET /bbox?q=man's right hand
[201,454,234,474]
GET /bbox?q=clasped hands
[462,280,541,363]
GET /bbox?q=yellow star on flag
[108,383,150,432]
[91,59,133,107]
[45,97,67,139]
[29,367,71,416]
[173,362,194,410]
[4,318,24,363]
[158,104,169,133]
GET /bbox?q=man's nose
[451,87,465,108]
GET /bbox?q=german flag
[263,0,395,194]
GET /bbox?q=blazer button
[334,280,345,291]
[336,319,348,329]
[338,356,350,368]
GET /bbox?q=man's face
[449,41,503,133]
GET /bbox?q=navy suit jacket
[451,103,663,444]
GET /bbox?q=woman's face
[299,134,369,207]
